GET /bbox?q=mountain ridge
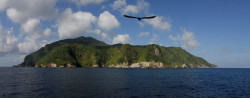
[18,36,217,68]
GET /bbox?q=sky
[0,0,250,68]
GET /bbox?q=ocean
[0,68,249,97]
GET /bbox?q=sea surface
[0,68,249,97]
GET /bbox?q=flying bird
[124,15,156,21]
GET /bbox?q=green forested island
[18,36,217,68]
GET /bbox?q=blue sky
[0,0,249,68]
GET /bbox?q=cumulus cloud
[6,8,26,23]
[72,0,105,6]
[93,29,101,35]
[18,36,48,53]
[91,29,111,42]
[181,30,199,49]
[144,16,171,30]
[111,0,149,15]
[0,23,53,54]
[0,0,8,11]
[98,11,120,31]
[111,0,126,9]
[21,18,54,38]
[3,0,58,37]
[101,32,111,41]
[6,0,57,23]
[149,34,158,44]
[58,8,97,39]
[43,28,54,37]
[138,32,149,37]
[17,28,53,53]
[0,25,18,53]
[1,0,58,54]
[18,40,41,53]
[112,34,130,44]
[58,10,120,39]
[122,5,139,14]
[21,18,40,33]
[18,26,54,53]
[169,29,199,50]
[122,0,149,15]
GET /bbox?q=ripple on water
[0,68,249,97]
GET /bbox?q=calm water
[0,68,249,97]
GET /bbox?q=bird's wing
[124,15,138,18]
[141,16,156,19]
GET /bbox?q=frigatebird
[124,15,156,21]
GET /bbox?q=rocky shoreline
[34,61,215,68]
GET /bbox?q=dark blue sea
[0,68,249,97]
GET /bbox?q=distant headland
[17,36,217,68]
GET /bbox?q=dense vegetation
[18,36,217,68]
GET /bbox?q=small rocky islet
[17,36,217,68]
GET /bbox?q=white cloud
[112,34,130,44]
[0,25,18,53]
[18,41,40,53]
[93,29,101,35]
[138,32,149,37]
[144,16,171,30]
[111,0,126,9]
[169,29,199,50]
[43,28,54,37]
[123,0,150,15]
[137,0,150,10]
[181,30,199,50]
[17,27,53,53]
[21,18,40,33]
[21,18,54,38]
[0,0,8,11]
[168,35,180,41]
[98,11,120,31]
[101,32,111,41]
[122,5,139,14]
[1,0,58,54]
[2,0,58,53]
[17,30,52,53]
[18,37,45,53]
[0,23,51,54]
[6,8,26,23]
[2,0,58,54]
[6,0,58,23]
[58,8,97,39]
[149,34,158,44]
[112,0,149,15]
[72,0,105,6]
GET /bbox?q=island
[17,36,217,68]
